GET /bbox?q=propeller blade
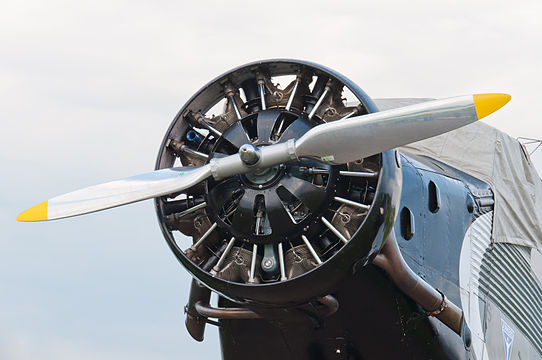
[17,94,510,222]
[17,165,212,221]
[294,93,511,165]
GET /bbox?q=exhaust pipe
[373,233,471,347]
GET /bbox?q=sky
[1,0,542,359]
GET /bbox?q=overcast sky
[2,0,542,359]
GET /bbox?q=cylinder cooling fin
[154,59,402,306]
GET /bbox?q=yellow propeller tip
[17,200,48,222]
[473,93,511,119]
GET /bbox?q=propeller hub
[206,109,339,244]
[239,144,261,165]
[242,164,282,188]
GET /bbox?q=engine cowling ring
[154,59,402,306]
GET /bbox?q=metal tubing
[339,170,379,178]
[255,214,262,235]
[278,242,287,281]
[185,279,212,342]
[321,217,349,243]
[276,118,285,137]
[195,300,262,319]
[194,295,339,320]
[173,202,207,219]
[190,222,218,252]
[301,235,322,264]
[334,196,370,211]
[199,120,223,137]
[187,112,223,137]
[338,110,357,121]
[373,233,464,336]
[258,81,266,110]
[249,244,258,283]
[302,167,328,175]
[285,79,299,111]
[182,146,209,160]
[308,87,329,119]
[229,95,242,120]
[211,237,236,275]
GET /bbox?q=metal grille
[475,213,542,355]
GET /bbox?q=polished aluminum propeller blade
[209,93,511,178]
[294,94,511,164]
[18,93,510,222]
[17,165,212,221]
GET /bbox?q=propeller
[17,93,510,222]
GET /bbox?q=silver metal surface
[182,146,209,160]
[174,201,207,218]
[295,95,478,165]
[258,81,266,110]
[239,144,261,165]
[278,242,286,281]
[190,222,218,251]
[321,217,349,243]
[285,79,299,111]
[249,244,258,283]
[229,95,242,120]
[301,235,322,264]
[211,97,478,181]
[46,165,213,220]
[308,88,329,119]
[333,196,370,211]
[199,119,223,137]
[211,237,236,276]
[255,213,262,235]
[276,117,285,136]
[339,170,378,178]
[209,140,295,180]
[39,96,484,222]
[338,110,356,121]
[302,167,328,175]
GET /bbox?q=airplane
[17,59,542,360]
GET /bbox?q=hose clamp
[427,289,448,317]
